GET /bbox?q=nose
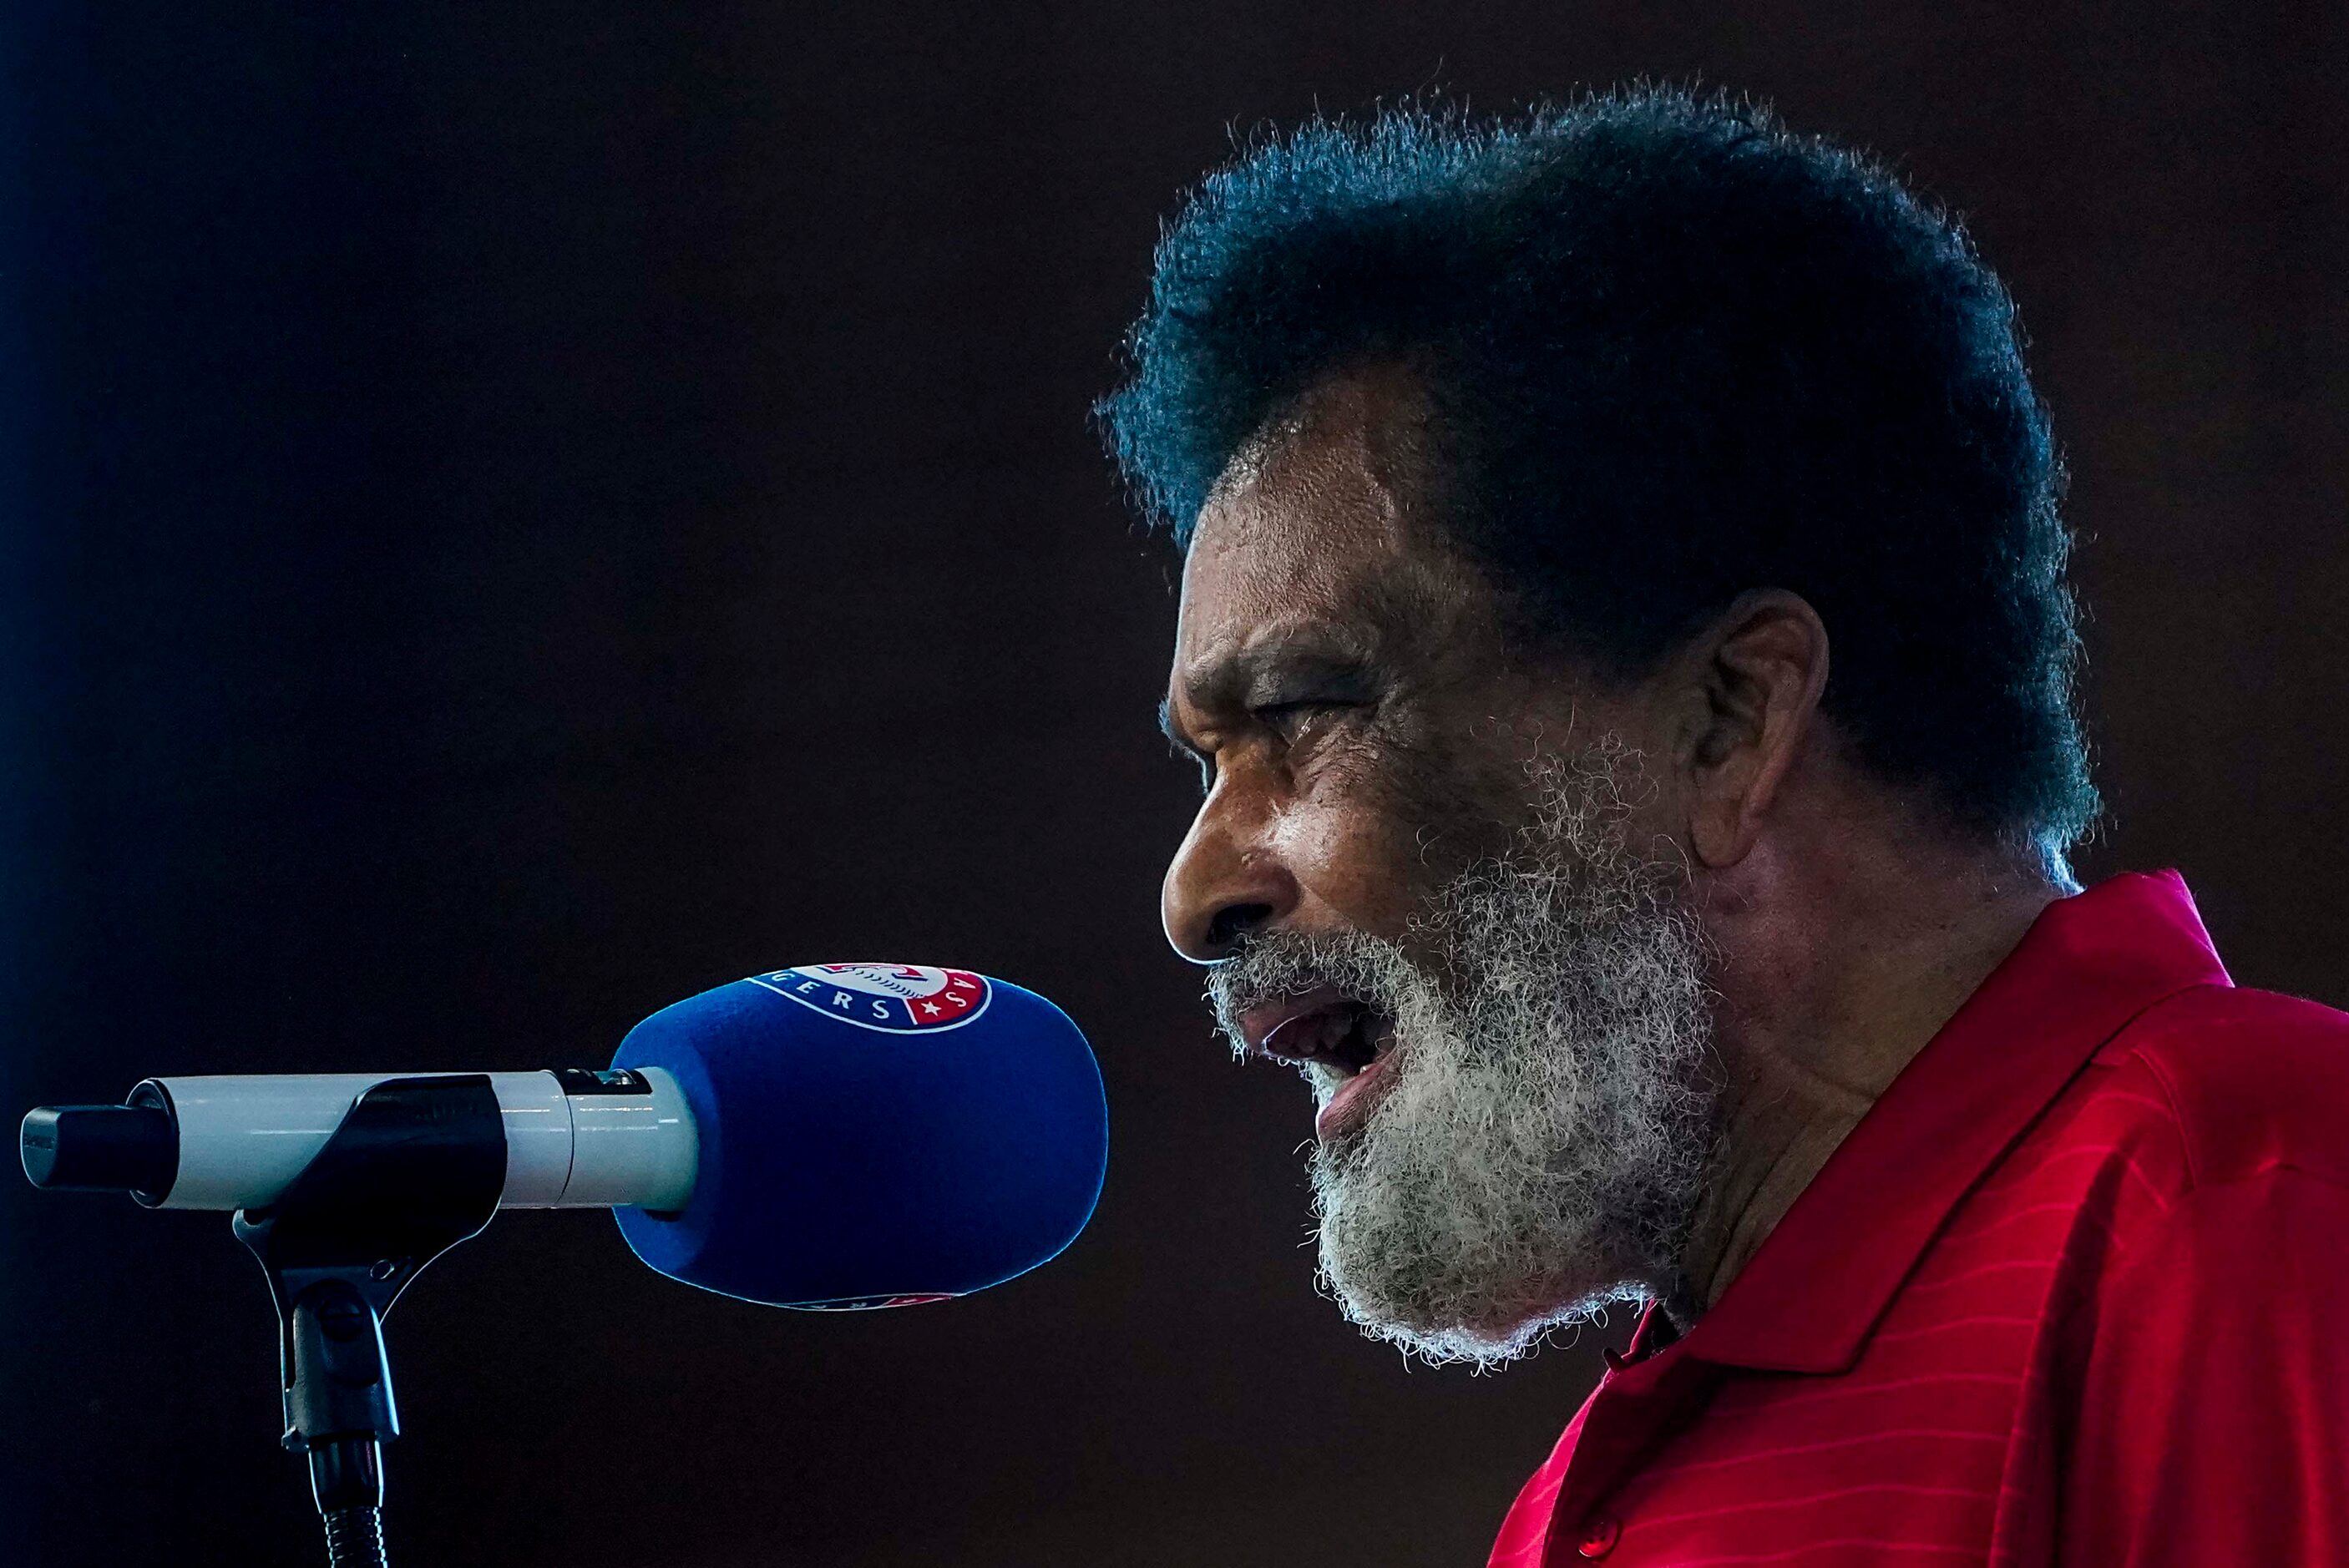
[1162,782,1297,964]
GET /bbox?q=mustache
[1204,926,1426,1050]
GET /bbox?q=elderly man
[1099,90,2349,1564]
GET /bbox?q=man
[1099,89,2349,1564]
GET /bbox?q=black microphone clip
[230,1075,506,1566]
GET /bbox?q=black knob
[20,1104,178,1199]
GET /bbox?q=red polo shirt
[1489,871,2349,1566]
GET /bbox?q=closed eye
[1166,704,1348,797]
[1252,698,1354,739]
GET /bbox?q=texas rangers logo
[746,964,993,1034]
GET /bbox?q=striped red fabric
[1490,871,2349,1566]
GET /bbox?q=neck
[1668,822,2066,1321]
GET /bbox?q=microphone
[23,963,1109,1309]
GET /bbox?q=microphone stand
[230,1076,506,1567]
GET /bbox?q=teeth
[1260,1006,1353,1065]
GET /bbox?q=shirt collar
[1668,869,2230,1376]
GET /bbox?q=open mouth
[1238,986,1400,1142]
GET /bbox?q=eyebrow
[1158,635,1385,756]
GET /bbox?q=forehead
[1172,368,1464,680]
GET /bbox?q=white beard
[1207,742,1716,1366]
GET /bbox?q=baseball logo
[746,963,993,1034]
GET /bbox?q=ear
[1665,589,1831,869]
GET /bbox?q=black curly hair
[1098,87,2098,858]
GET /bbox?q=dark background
[3,3,2342,1564]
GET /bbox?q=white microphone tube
[28,1068,698,1211]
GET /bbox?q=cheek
[1271,751,1516,941]
[1267,794,1432,940]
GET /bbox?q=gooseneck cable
[320,1506,387,1568]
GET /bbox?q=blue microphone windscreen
[612,964,1107,1309]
